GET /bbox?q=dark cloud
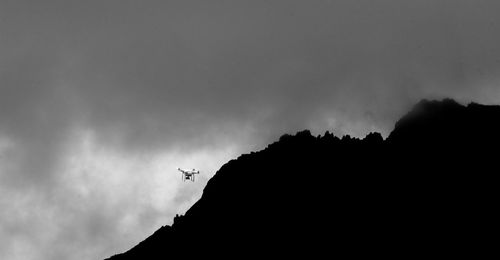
[2,1,500,259]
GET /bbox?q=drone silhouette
[177,168,200,182]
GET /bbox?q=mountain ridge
[107,99,499,259]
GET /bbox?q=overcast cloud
[2,1,500,259]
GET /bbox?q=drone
[177,168,200,182]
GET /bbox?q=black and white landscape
[108,99,499,259]
[1,1,500,259]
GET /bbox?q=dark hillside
[107,99,499,259]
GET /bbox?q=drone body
[177,168,200,182]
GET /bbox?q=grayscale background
[1,1,500,259]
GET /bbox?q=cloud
[2,1,500,259]
[0,129,238,259]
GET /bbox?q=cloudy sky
[2,1,500,259]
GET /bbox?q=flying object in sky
[178,168,200,182]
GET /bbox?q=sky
[2,1,500,259]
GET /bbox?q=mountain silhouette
[106,99,499,259]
